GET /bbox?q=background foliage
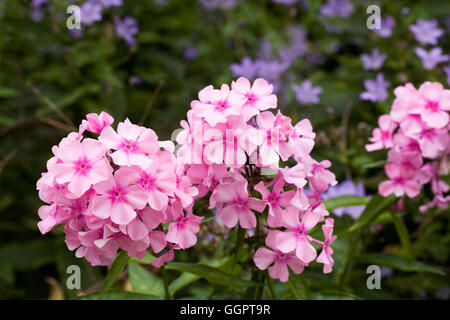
[0,0,449,300]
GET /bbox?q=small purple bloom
[321,180,367,219]
[320,0,354,18]
[100,0,123,7]
[129,76,142,86]
[256,59,289,83]
[380,267,393,279]
[361,48,387,71]
[80,0,103,25]
[230,56,260,80]
[198,0,236,10]
[374,16,395,38]
[292,80,322,104]
[410,19,444,45]
[360,73,390,102]
[434,286,450,300]
[184,45,198,60]
[443,64,450,86]
[272,0,300,4]
[30,0,48,22]
[115,16,139,47]
[415,47,450,70]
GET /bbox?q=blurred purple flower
[272,0,300,4]
[198,0,236,10]
[100,0,123,7]
[321,180,367,219]
[380,267,393,279]
[280,26,307,64]
[115,16,139,47]
[320,0,354,18]
[415,47,449,70]
[374,16,395,38]
[410,19,444,45]
[184,45,198,60]
[129,76,142,86]
[292,80,322,104]
[360,73,389,102]
[361,48,387,71]
[80,0,103,25]
[435,286,450,300]
[256,59,289,84]
[30,0,48,22]
[230,56,260,80]
[443,64,450,86]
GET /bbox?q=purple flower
[435,286,450,300]
[256,59,289,84]
[30,0,48,22]
[320,0,354,18]
[292,80,322,104]
[80,0,103,25]
[374,16,395,38]
[361,48,387,71]
[184,45,198,60]
[115,16,139,47]
[360,73,390,102]
[415,47,450,70]
[100,0,123,7]
[321,180,367,219]
[129,76,142,86]
[410,19,444,45]
[280,26,307,64]
[230,56,261,80]
[198,0,236,10]
[443,64,450,86]
[272,0,300,4]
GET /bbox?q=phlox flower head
[366,81,450,212]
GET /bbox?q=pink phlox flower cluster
[366,81,450,212]
[37,112,202,266]
[175,77,338,281]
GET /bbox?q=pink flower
[192,84,246,126]
[84,111,114,133]
[254,179,294,227]
[99,119,159,170]
[316,218,337,274]
[276,204,321,264]
[213,180,266,229]
[89,167,148,225]
[166,202,203,249]
[379,163,420,198]
[53,138,111,197]
[417,82,450,129]
[254,230,305,282]
[365,115,397,151]
[231,77,277,121]
[135,153,177,211]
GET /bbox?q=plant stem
[390,211,414,259]
[337,230,361,287]
[267,275,277,300]
[161,266,171,300]
[298,273,311,300]
[286,279,301,300]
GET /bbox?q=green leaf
[323,195,370,211]
[349,194,397,232]
[312,291,361,300]
[74,289,161,300]
[166,262,257,289]
[169,272,201,296]
[128,263,164,297]
[356,253,445,275]
[0,87,18,98]
[129,251,156,264]
[99,251,131,298]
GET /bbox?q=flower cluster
[37,112,201,266]
[366,81,450,213]
[175,77,338,282]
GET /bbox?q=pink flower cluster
[366,81,450,212]
[176,77,338,282]
[37,77,338,283]
[37,112,201,266]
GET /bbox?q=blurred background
[0,0,449,299]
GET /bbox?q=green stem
[298,273,311,300]
[390,211,414,259]
[286,279,301,300]
[337,230,361,287]
[161,266,171,300]
[267,275,277,300]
